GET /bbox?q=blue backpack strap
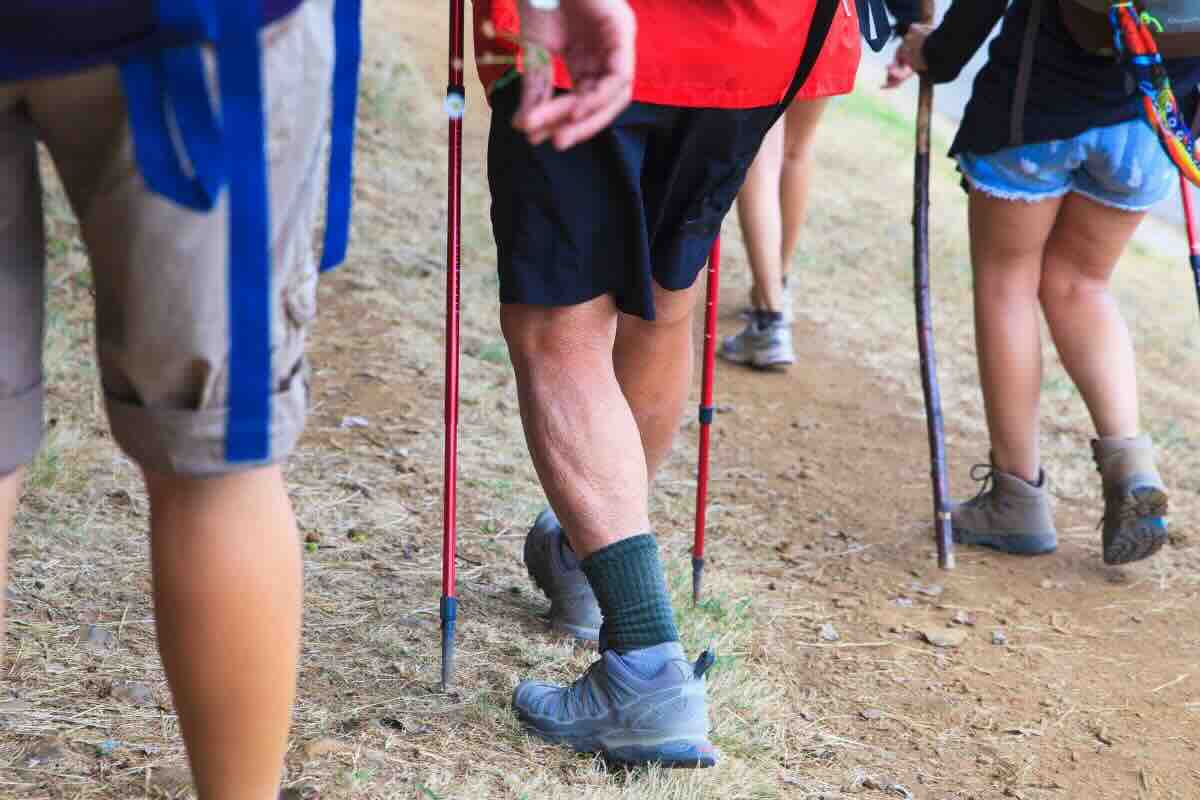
[118,0,362,464]
[119,45,225,211]
[320,0,363,271]
[214,0,274,463]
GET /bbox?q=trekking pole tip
[936,516,956,570]
[440,596,458,692]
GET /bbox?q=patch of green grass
[477,341,510,366]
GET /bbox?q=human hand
[884,24,932,89]
[515,0,636,150]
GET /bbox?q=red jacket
[474,0,861,109]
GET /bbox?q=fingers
[515,45,556,136]
[883,63,915,89]
[552,72,632,149]
[516,93,580,146]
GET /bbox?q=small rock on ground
[819,623,840,642]
[81,624,116,650]
[922,626,968,649]
[111,681,155,707]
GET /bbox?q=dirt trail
[3,3,1197,799]
[357,5,1200,798]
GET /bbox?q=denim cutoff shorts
[957,118,1176,212]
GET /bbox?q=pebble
[819,623,840,642]
[922,626,968,649]
[992,629,1009,646]
[111,681,155,707]
[860,708,885,721]
[952,610,975,626]
[339,416,370,429]
[81,624,115,651]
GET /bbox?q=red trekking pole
[1180,174,1200,320]
[441,0,466,692]
[913,0,955,570]
[693,237,721,604]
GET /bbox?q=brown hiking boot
[951,465,1057,555]
[1092,435,1169,565]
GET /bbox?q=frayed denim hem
[1071,185,1162,214]
[960,172,1072,205]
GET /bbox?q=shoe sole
[520,722,718,768]
[1103,487,1169,566]
[718,347,794,371]
[952,528,1057,556]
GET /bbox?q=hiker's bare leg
[614,280,704,477]
[503,297,650,557]
[145,466,301,800]
[0,469,20,655]
[968,191,1062,482]
[1039,193,1142,439]
[779,98,828,281]
[737,118,785,311]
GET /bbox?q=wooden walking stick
[913,0,955,570]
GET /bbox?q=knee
[639,280,699,329]
[142,464,285,510]
[1038,265,1109,310]
[500,303,614,376]
[781,141,816,169]
[973,257,1042,303]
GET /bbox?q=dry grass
[3,10,1200,800]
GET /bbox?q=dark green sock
[581,534,679,653]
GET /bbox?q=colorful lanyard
[1110,1,1200,185]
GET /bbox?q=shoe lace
[969,464,995,504]
[564,659,607,716]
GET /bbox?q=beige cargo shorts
[0,0,334,477]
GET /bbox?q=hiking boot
[952,465,1058,555]
[719,316,794,369]
[512,643,718,768]
[524,508,601,642]
[1092,435,1169,565]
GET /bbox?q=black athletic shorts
[487,79,781,321]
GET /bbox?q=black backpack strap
[782,0,841,108]
[857,0,894,52]
[1011,0,1043,146]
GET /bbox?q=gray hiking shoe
[1093,435,1169,565]
[513,642,718,768]
[719,317,794,369]
[524,509,601,642]
[952,465,1057,555]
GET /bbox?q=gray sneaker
[952,465,1058,555]
[513,643,718,768]
[1092,435,1169,565]
[719,318,794,369]
[524,509,601,642]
